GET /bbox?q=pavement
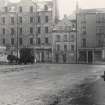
[0,64,104,105]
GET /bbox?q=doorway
[55,54,59,63]
[63,54,66,63]
[88,51,93,64]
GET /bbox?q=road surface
[0,64,104,105]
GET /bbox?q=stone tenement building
[0,0,59,62]
[77,9,105,64]
[52,16,76,63]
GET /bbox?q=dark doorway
[88,51,93,64]
[79,51,87,63]
[63,54,66,63]
[42,52,44,62]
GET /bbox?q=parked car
[7,54,18,63]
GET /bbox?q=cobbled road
[0,64,104,105]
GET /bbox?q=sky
[8,0,105,19]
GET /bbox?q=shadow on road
[43,75,105,105]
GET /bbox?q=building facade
[52,16,76,63]
[77,9,105,64]
[34,5,53,63]
[0,0,59,62]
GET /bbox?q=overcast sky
[58,0,105,18]
[9,0,105,19]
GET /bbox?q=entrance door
[63,54,66,63]
[79,51,87,63]
[88,51,93,64]
[55,54,59,63]
[42,52,44,62]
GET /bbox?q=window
[71,45,74,51]
[11,17,14,24]
[45,37,49,44]
[2,28,5,35]
[56,44,60,51]
[82,26,86,29]
[2,17,5,24]
[3,38,5,45]
[30,6,33,12]
[30,27,33,34]
[71,35,74,39]
[19,17,22,24]
[30,38,33,45]
[38,27,41,34]
[4,6,8,12]
[96,26,104,34]
[11,28,15,35]
[98,40,103,47]
[96,14,105,23]
[45,27,48,33]
[38,16,40,23]
[45,16,48,23]
[19,6,22,12]
[37,38,41,44]
[64,35,67,41]
[64,45,67,51]
[56,35,60,42]
[82,39,86,48]
[19,28,22,35]
[82,31,86,35]
[72,24,75,28]
[19,38,22,45]
[11,38,14,45]
[30,17,33,23]
[44,5,48,10]
[81,21,86,24]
